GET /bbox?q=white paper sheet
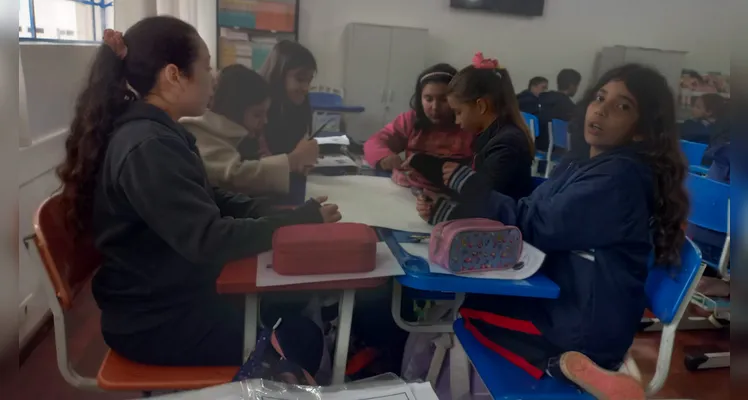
[400,241,546,280]
[314,135,350,146]
[314,155,358,168]
[255,242,404,287]
[306,175,432,233]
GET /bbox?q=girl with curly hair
[451,64,689,400]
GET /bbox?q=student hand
[289,139,320,172]
[379,154,403,171]
[416,190,436,222]
[442,162,459,185]
[320,204,342,223]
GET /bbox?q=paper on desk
[400,241,546,280]
[314,135,350,146]
[306,175,432,233]
[255,242,404,287]
[314,154,358,168]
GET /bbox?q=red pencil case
[272,223,378,275]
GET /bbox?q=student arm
[363,112,410,168]
[480,167,647,252]
[198,134,290,195]
[118,137,323,265]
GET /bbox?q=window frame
[20,0,114,43]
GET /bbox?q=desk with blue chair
[454,239,705,399]
[521,112,546,177]
[543,119,570,178]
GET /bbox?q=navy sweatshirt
[424,120,533,224]
[91,102,323,335]
[466,146,655,369]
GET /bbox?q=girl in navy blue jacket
[453,64,690,400]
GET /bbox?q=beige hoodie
[181,111,290,195]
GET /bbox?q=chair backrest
[550,119,569,148]
[521,112,540,139]
[33,193,101,310]
[309,91,343,107]
[645,238,704,324]
[680,140,708,166]
[686,172,730,233]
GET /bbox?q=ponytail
[57,16,200,236]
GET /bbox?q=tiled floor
[9,286,730,400]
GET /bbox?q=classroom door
[383,27,428,124]
[343,24,393,142]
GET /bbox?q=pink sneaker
[559,351,645,400]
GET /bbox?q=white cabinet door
[343,24,393,142]
[383,27,428,124]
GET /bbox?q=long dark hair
[448,65,535,155]
[57,16,200,236]
[411,63,458,131]
[578,64,689,265]
[211,64,270,126]
[259,40,316,154]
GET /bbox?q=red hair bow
[472,52,499,70]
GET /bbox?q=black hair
[211,64,269,126]
[411,63,458,131]
[557,69,582,91]
[259,40,317,154]
[448,65,535,156]
[682,69,705,84]
[528,76,548,90]
[699,93,729,120]
[576,64,689,266]
[58,16,200,236]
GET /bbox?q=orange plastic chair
[32,193,237,393]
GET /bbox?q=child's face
[285,67,314,105]
[530,82,548,97]
[447,94,489,134]
[421,82,452,124]
[243,98,271,134]
[167,37,214,118]
[691,97,708,119]
[584,80,640,150]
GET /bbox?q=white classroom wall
[16,0,730,344]
[298,0,730,97]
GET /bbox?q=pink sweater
[364,110,474,189]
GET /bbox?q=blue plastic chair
[543,119,570,178]
[454,239,705,399]
[522,112,548,176]
[681,140,708,166]
[686,172,730,275]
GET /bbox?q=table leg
[450,335,471,400]
[243,293,259,362]
[332,289,355,384]
[390,281,458,333]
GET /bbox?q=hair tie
[472,52,502,78]
[103,29,128,60]
[419,71,454,83]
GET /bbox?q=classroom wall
[298,0,730,97]
[18,44,98,346]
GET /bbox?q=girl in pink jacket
[364,64,474,189]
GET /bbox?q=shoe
[559,351,646,400]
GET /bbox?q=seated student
[536,68,582,152]
[681,93,728,145]
[437,64,689,399]
[363,63,474,189]
[55,18,342,367]
[516,76,548,115]
[410,53,534,221]
[260,40,317,156]
[182,64,318,196]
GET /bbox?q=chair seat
[97,350,238,391]
[453,320,593,400]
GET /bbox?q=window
[19,0,114,42]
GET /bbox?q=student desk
[216,257,387,385]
